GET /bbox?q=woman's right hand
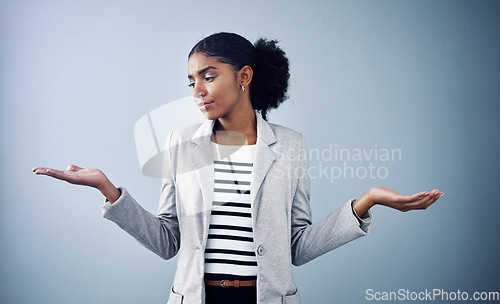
[32,165,121,202]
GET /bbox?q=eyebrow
[187,66,217,79]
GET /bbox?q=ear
[237,65,253,88]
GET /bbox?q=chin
[202,111,221,121]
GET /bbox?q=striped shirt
[204,142,257,278]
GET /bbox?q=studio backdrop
[1,0,499,303]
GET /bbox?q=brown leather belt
[204,279,257,288]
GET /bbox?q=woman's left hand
[353,187,444,216]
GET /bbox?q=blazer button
[257,245,266,256]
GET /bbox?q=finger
[412,189,439,202]
[33,166,47,173]
[426,192,444,207]
[421,196,439,209]
[406,192,443,211]
[44,168,78,183]
[413,191,429,200]
[45,168,65,177]
[419,190,442,203]
[432,190,444,198]
[400,194,434,209]
[33,167,54,175]
[429,189,439,196]
[399,191,429,203]
[398,190,443,212]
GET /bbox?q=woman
[33,32,443,304]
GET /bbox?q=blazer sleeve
[101,132,180,260]
[290,133,372,266]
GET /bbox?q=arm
[289,135,444,266]
[32,134,181,259]
[101,131,180,259]
[101,183,180,260]
[290,134,370,266]
[32,165,121,202]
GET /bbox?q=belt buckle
[220,280,230,288]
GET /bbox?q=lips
[198,101,214,111]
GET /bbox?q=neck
[214,106,257,145]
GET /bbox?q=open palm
[32,165,107,189]
[369,187,442,212]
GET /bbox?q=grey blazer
[102,112,371,304]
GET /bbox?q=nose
[192,82,206,100]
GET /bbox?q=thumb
[66,164,83,171]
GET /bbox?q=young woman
[33,32,443,304]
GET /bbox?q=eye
[205,76,215,82]
[188,82,195,88]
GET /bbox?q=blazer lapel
[251,113,277,219]
[189,112,277,232]
[190,119,216,213]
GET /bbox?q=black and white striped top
[204,142,257,278]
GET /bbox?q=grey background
[1,0,499,303]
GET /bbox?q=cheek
[212,80,239,99]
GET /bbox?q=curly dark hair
[188,32,290,120]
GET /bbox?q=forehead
[187,53,232,76]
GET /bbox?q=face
[187,52,245,120]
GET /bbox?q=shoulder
[267,121,305,143]
[266,122,308,164]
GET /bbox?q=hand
[32,165,121,202]
[33,165,107,188]
[353,187,444,215]
[368,187,443,212]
